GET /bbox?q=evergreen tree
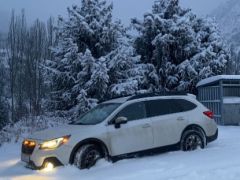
[85,57,109,100]
[106,38,159,97]
[76,50,109,100]
[62,0,118,58]
[47,0,146,115]
[75,89,98,117]
[0,98,9,129]
[49,37,81,111]
[0,49,9,129]
[47,0,153,116]
[132,0,230,92]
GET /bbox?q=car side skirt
[110,142,180,162]
[111,129,218,163]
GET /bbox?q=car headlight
[40,135,71,150]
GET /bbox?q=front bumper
[25,157,63,170]
[21,140,72,169]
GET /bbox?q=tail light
[203,111,214,119]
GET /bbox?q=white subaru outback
[21,93,218,170]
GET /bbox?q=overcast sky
[0,0,228,33]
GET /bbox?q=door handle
[142,124,151,128]
[177,117,185,121]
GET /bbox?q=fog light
[23,140,36,147]
[43,162,54,171]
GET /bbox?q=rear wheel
[181,130,205,151]
[73,144,102,169]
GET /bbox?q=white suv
[21,93,218,170]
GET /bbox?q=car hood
[28,125,95,141]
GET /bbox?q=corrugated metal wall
[198,86,222,124]
[223,87,240,96]
[223,104,240,125]
[198,79,240,125]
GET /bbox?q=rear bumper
[207,128,218,143]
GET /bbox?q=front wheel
[181,130,206,151]
[73,144,102,169]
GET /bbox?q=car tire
[181,129,206,151]
[73,144,102,169]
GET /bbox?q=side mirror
[114,116,128,129]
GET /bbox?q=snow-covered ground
[1,126,240,180]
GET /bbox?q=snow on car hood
[28,125,94,141]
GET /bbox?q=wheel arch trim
[181,124,206,137]
[69,138,109,164]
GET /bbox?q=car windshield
[70,103,121,125]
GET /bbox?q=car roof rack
[127,91,188,101]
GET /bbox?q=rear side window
[175,99,197,112]
[146,99,171,117]
[116,102,147,121]
[146,99,197,117]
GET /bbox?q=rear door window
[116,102,147,121]
[146,99,170,117]
[175,99,197,112]
[146,98,196,117]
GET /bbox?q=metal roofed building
[197,75,240,125]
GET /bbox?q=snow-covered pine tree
[106,36,159,97]
[75,89,98,117]
[106,38,140,97]
[177,18,230,92]
[76,50,109,100]
[87,58,109,100]
[0,97,9,129]
[0,48,9,129]
[47,0,148,116]
[48,36,81,111]
[132,0,230,93]
[64,0,118,58]
[47,0,113,114]
[76,49,96,88]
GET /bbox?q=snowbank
[1,126,240,180]
[0,114,69,147]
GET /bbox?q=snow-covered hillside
[212,0,240,50]
[212,0,240,37]
[212,0,240,73]
[1,126,240,180]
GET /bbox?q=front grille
[22,141,36,155]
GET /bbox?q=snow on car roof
[196,75,240,87]
[102,93,196,104]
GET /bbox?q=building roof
[197,75,240,87]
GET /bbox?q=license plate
[21,153,30,163]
